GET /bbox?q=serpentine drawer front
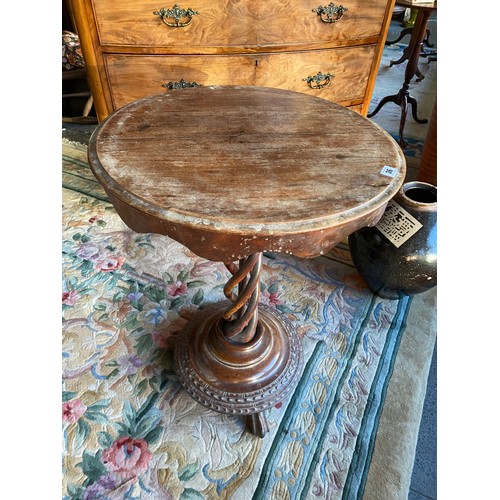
[69,0,396,120]
[91,0,389,48]
[105,45,376,110]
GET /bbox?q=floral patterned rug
[62,139,417,500]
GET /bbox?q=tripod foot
[408,95,428,124]
[367,94,399,118]
[415,67,425,82]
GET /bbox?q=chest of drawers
[69,0,396,121]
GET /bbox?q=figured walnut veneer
[69,0,396,121]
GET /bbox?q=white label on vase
[376,200,423,248]
[380,165,398,177]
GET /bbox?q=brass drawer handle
[303,72,334,89]
[153,4,200,27]
[162,79,202,90]
[313,3,348,23]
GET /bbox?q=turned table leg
[368,8,431,148]
[174,252,303,437]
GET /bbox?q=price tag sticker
[380,165,398,178]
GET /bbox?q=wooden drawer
[92,0,389,49]
[105,54,258,108]
[105,45,375,109]
[255,45,376,104]
[92,0,255,48]
[256,0,389,47]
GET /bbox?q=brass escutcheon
[303,72,334,89]
[313,2,348,23]
[162,79,202,90]
[153,4,200,27]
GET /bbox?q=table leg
[174,252,303,438]
[368,8,431,147]
[389,43,412,67]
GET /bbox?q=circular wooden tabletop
[89,86,405,261]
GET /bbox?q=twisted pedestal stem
[222,253,262,343]
[174,252,303,437]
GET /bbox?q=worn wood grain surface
[88,86,405,261]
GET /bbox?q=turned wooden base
[174,302,303,437]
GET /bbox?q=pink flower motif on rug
[102,437,153,479]
[167,281,188,297]
[261,288,283,307]
[62,399,87,423]
[62,290,79,305]
[96,255,125,272]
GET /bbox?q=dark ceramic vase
[348,181,437,299]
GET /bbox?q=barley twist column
[173,251,302,437]
[222,253,262,344]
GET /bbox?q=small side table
[386,19,435,82]
[88,86,406,437]
[368,0,437,148]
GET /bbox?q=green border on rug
[342,295,413,499]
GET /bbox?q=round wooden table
[88,86,406,437]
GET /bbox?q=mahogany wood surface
[88,85,406,437]
[88,86,405,262]
[417,99,437,186]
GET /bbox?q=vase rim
[399,181,437,208]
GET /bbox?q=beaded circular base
[174,302,303,416]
